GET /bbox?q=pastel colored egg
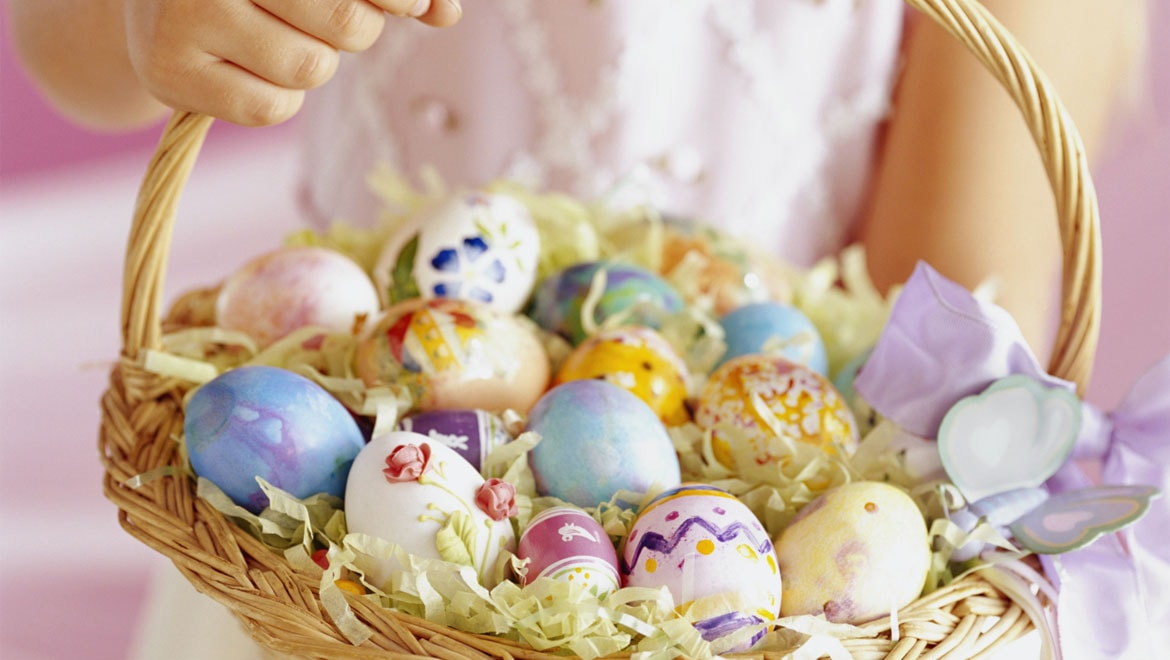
[554,326,690,426]
[694,355,859,468]
[622,484,782,653]
[216,246,379,348]
[373,193,540,314]
[344,431,517,589]
[718,302,828,376]
[396,409,514,477]
[184,365,365,513]
[529,261,684,344]
[354,298,550,414]
[659,223,774,314]
[526,379,681,508]
[776,481,930,624]
[517,506,620,596]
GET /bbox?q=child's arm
[7,0,462,129]
[860,0,1147,356]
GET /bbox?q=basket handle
[119,0,1100,392]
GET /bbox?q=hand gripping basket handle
[119,0,1102,390]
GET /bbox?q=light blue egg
[184,365,366,513]
[718,302,828,376]
[526,380,681,508]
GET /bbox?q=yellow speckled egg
[775,481,930,624]
[694,354,858,467]
[355,298,550,414]
[553,326,690,425]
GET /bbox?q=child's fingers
[206,6,340,92]
[152,55,308,126]
[369,0,462,27]
[250,0,386,52]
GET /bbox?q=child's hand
[124,0,461,126]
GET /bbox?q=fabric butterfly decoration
[935,375,1158,560]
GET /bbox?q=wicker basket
[99,0,1101,657]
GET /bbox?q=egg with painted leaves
[184,365,365,513]
[517,506,620,596]
[621,484,782,653]
[373,193,540,314]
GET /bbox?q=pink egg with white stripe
[517,506,620,596]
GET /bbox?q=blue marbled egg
[529,261,684,344]
[184,365,366,513]
[718,302,828,376]
[526,379,681,508]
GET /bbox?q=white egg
[374,193,540,314]
[344,431,517,589]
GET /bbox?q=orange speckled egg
[694,354,858,467]
[355,298,550,415]
[554,326,690,426]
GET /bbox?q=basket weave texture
[99,0,1102,657]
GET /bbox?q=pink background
[1,4,1167,659]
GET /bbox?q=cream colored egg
[775,481,930,624]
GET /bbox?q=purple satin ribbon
[854,263,1170,658]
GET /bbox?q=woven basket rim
[101,0,1101,657]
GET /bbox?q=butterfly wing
[937,375,1081,503]
[1008,485,1160,554]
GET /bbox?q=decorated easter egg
[622,484,782,653]
[529,261,684,344]
[526,379,681,508]
[374,193,540,314]
[659,223,775,314]
[554,326,690,425]
[776,481,930,624]
[718,302,828,376]
[184,365,365,513]
[695,354,859,467]
[344,431,518,589]
[355,298,550,414]
[396,409,513,476]
[216,246,379,348]
[517,506,620,595]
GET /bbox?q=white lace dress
[298,0,905,267]
[131,1,913,657]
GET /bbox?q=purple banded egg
[517,506,620,595]
[396,409,513,477]
[622,484,782,653]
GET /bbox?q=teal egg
[718,302,828,376]
[526,379,681,508]
[530,261,684,344]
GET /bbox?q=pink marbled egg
[517,506,620,596]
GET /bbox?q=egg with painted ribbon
[395,408,514,477]
[621,484,782,653]
[374,193,540,314]
[355,298,550,414]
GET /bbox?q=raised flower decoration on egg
[345,432,517,589]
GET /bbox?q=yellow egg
[775,481,931,624]
[694,354,858,467]
[553,326,690,425]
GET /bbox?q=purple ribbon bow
[854,262,1170,658]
